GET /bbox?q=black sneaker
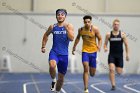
[50,81,56,91]
[111,86,116,90]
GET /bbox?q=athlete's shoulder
[92,25,99,30]
[67,23,73,27]
[78,26,84,31]
[77,27,83,36]
[121,31,126,38]
[121,31,126,35]
[92,25,100,34]
[67,23,74,30]
[45,25,54,35]
[48,24,54,30]
[106,31,111,38]
[106,31,111,35]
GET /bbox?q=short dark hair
[56,9,67,16]
[83,15,92,20]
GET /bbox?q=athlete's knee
[83,65,89,73]
[84,68,89,73]
[50,65,56,70]
[109,68,115,74]
[49,61,56,69]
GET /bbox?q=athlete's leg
[116,67,123,74]
[116,56,123,75]
[55,55,68,92]
[108,54,116,90]
[49,60,57,91]
[83,62,89,91]
[82,52,89,92]
[55,73,64,91]
[49,60,57,80]
[109,63,116,89]
[49,50,58,91]
[89,52,97,77]
[89,67,96,77]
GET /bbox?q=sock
[52,77,56,82]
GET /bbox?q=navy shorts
[49,50,68,75]
[82,52,97,68]
[108,54,123,68]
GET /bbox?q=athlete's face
[84,19,91,28]
[113,21,120,31]
[56,13,66,23]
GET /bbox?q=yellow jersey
[79,27,98,53]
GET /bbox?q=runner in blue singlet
[41,9,74,93]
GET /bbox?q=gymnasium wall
[0,13,140,74]
[0,0,140,13]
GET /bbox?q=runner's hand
[41,47,46,53]
[104,48,108,52]
[64,22,69,32]
[97,46,101,52]
[72,47,76,55]
[126,55,129,61]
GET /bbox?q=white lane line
[0,78,32,93]
[90,82,128,93]
[23,83,27,93]
[90,82,107,93]
[23,80,67,93]
[124,83,140,93]
[23,81,48,93]
[30,74,41,93]
[61,88,67,93]
[93,78,131,93]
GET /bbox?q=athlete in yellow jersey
[72,15,102,93]
[80,26,98,53]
